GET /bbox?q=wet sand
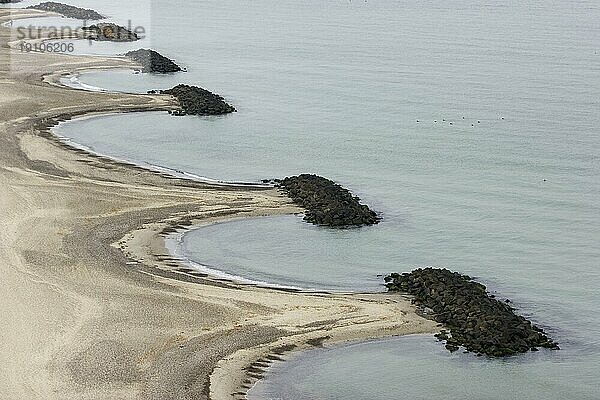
[0,8,437,400]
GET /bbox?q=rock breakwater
[154,84,236,116]
[277,174,380,227]
[125,49,182,74]
[385,268,560,357]
[27,2,104,20]
[82,23,138,42]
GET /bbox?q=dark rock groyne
[125,49,182,74]
[276,174,380,227]
[27,2,104,20]
[82,23,138,42]
[385,268,559,357]
[1,0,22,4]
[152,84,236,116]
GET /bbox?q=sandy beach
[0,8,437,400]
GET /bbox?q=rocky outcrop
[385,268,560,357]
[26,2,104,20]
[1,0,22,3]
[82,23,138,42]
[125,49,182,74]
[277,174,380,227]
[154,84,236,116]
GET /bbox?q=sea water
[15,0,600,398]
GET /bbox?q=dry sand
[0,8,437,400]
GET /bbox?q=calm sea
[11,0,600,398]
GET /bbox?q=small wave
[165,231,309,291]
[51,118,271,188]
[141,161,270,187]
[60,74,108,92]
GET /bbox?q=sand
[0,8,437,400]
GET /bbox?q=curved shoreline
[59,70,116,92]
[118,213,438,399]
[164,216,389,294]
[243,333,435,399]
[165,221,313,293]
[50,112,275,188]
[0,8,437,400]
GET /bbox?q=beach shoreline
[0,8,437,400]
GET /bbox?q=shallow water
[249,335,599,400]
[17,0,600,398]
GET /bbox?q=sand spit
[0,9,436,400]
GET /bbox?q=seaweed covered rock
[278,174,380,227]
[385,268,560,357]
[158,84,236,116]
[27,2,104,20]
[125,49,182,74]
[82,23,138,42]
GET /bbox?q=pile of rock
[27,2,104,20]
[277,174,380,227]
[156,84,236,116]
[125,49,182,74]
[385,268,559,357]
[82,23,138,42]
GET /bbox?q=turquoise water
[18,0,600,397]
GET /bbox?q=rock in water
[125,49,182,74]
[26,2,104,20]
[158,84,236,116]
[385,268,560,357]
[277,174,380,227]
[82,23,138,42]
